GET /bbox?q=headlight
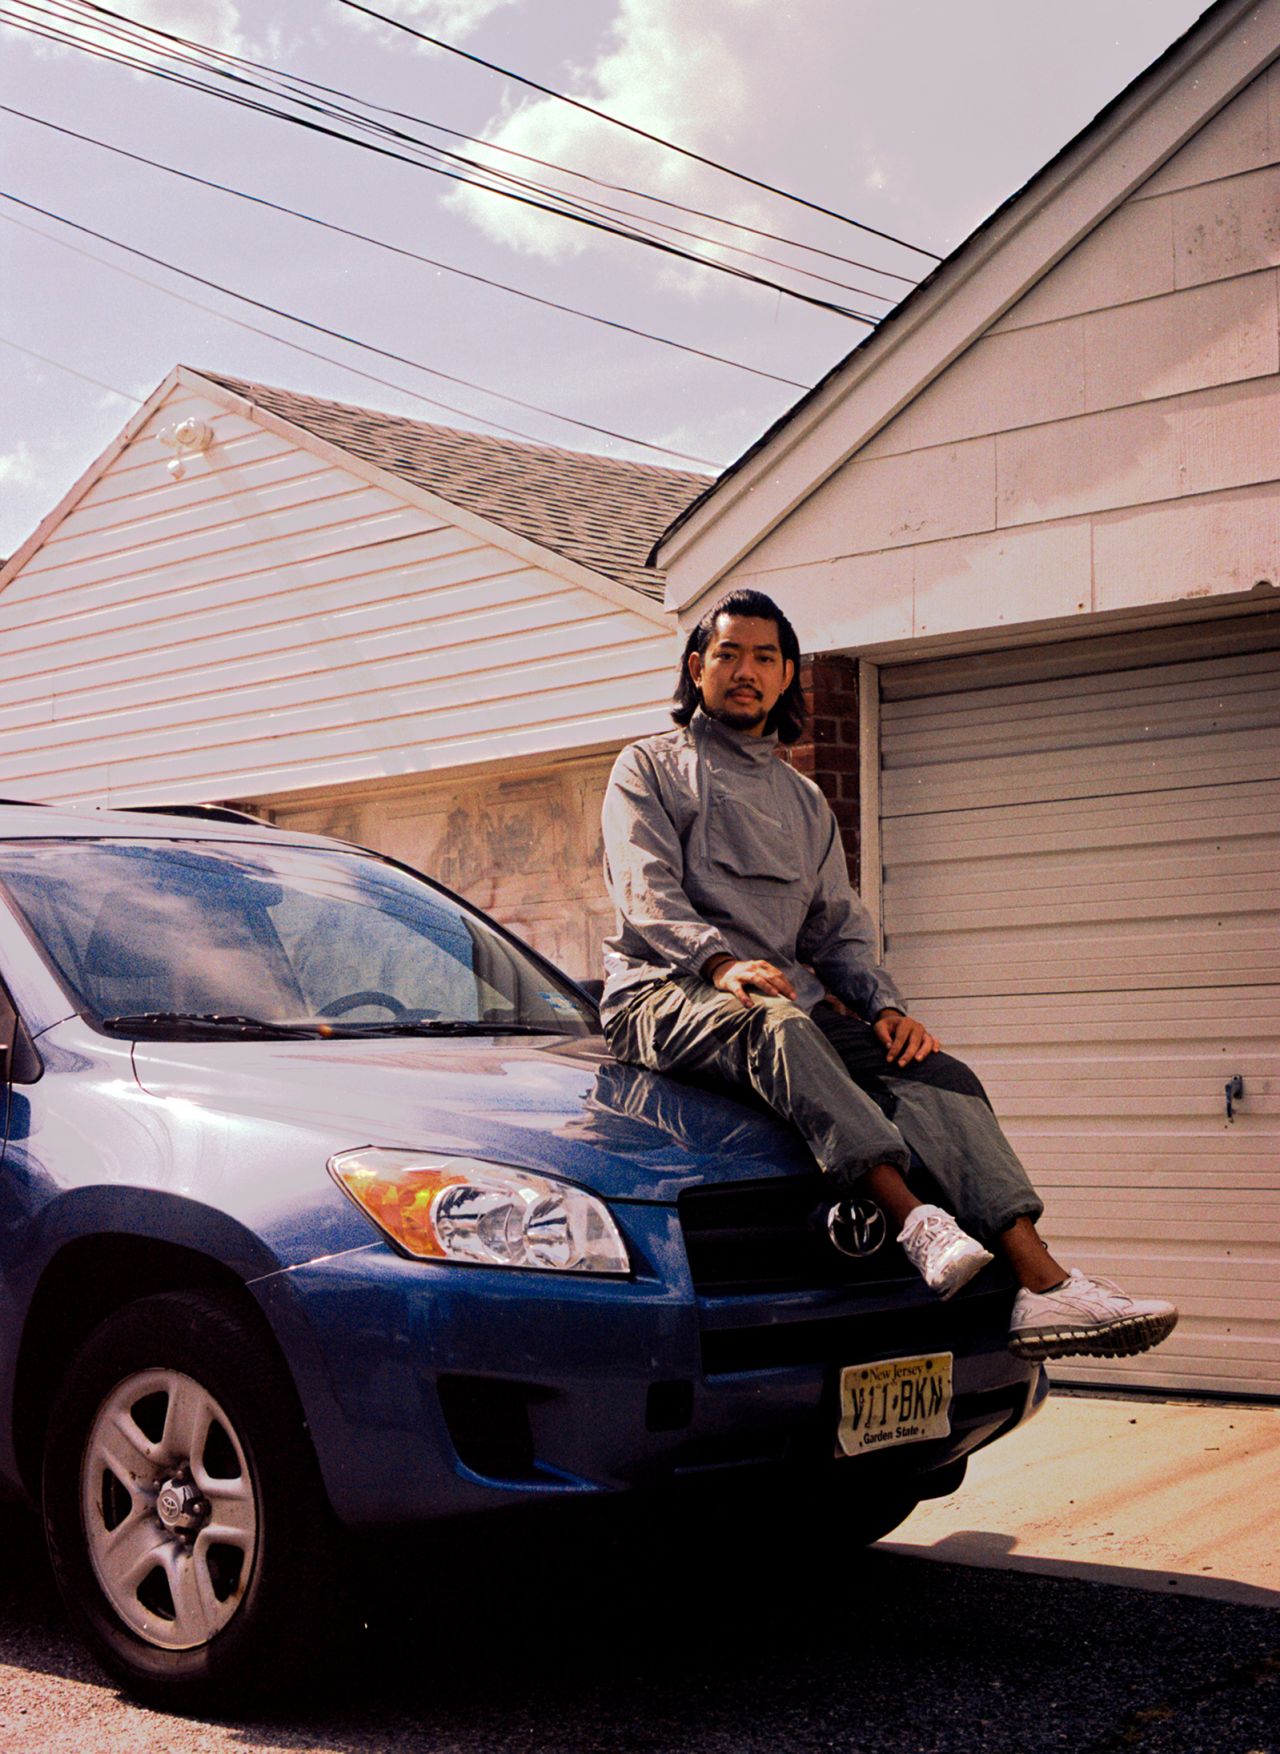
[328,1148,629,1275]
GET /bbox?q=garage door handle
[1225,1075,1244,1122]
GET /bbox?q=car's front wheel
[42,1290,345,1712]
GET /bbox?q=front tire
[42,1291,345,1712]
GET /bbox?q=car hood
[130,1031,814,1203]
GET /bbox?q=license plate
[835,1352,953,1457]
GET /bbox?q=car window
[0,839,594,1034]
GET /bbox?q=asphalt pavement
[0,1394,1277,1753]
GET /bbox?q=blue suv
[0,802,1046,1708]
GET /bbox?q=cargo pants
[604,974,1043,1243]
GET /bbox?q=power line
[0,190,724,466]
[59,0,918,288]
[0,207,619,446]
[0,104,811,388]
[40,0,889,308]
[337,0,943,262]
[2,4,878,318]
[0,332,141,401]
[10,9,892,309]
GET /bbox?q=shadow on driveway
[0,1496,1276,1753]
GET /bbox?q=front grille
[699,1288,1012,1375]
[679,1172,1019,1376]
[679,1173,911,1295]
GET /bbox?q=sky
[0,0,1212,558]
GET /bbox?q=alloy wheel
[80,1367,258,1651]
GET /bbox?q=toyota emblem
[827,1197,888,1258]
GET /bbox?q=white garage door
[878,611,1280,1397]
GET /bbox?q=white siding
[721,57,1280,655]
[879,616,1280,1397]
[0,385,675,805]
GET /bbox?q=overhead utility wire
[32,2,885,307]
[337,0,943,262]
[1,105,810,389]
[0,332,141,401]
[33,1,889,307]
[0,208,633,449]
[1,9,873,321]
[0,190,722,466]
[58,0,916,287]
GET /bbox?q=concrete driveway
[884,1389,1280,1607]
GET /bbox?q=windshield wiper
[317,1019,575,1037]
[100,1012,324,1040]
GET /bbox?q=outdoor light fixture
[157,417,214,480]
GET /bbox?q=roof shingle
[197,371,711,601]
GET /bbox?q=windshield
[0,838,596,1037]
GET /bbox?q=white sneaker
[898,1204,993,1300]
[1008,1269,1178,1361]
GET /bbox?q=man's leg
[812,1004,1048,1251]
[606,976,913,1187]
[812,1006,1177,1357]
[606,979,990,1296]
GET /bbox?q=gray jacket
[600,709,905,1026]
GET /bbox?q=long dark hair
[671,588,807,744]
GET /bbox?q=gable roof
[653,0,1279,609]
[198,371,709,603]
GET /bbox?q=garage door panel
[882,735,1277,814]
[1057,1345,1280,1393]
[884,637,1280,711]
[1035,1172,1279,1194]
[1064,1258,1277,1292]
[884,781,1280,862]
[883,841,1273,909]
[916,985,1280,1039]
[878,615,1280,1395]
[1035,1184,1277,1221]
[888,872,1275,933]
[883,610,1280,700]
[892,937,1279,997]
[984,1093,1275,1126]
[884,666,1280,765]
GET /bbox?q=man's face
[688,613,794,736]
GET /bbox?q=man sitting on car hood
[598,586,1178,1364]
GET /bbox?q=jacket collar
[691,705,779,767]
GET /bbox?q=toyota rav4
[0,801,1046,1709]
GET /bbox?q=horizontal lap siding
[733,62,1280,659]
[0,390,675,804]
[880,619,1280,1395]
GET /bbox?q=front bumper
[252,1202,1047,1529]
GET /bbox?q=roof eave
[654,0,1278,613]
[181,371,676,629]
[0,367,184,597]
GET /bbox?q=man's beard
[707,695,768,733]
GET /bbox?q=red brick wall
[779,653,861,886]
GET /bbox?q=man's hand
[704,955,797,1008]
[873,1008,941,1065]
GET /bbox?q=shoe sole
[932,1247,995,1302]
[1008,1309,1178,1362]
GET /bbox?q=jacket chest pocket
[704,787,803,894]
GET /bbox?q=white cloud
[0,442,41,489]
[446,0,790,265]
